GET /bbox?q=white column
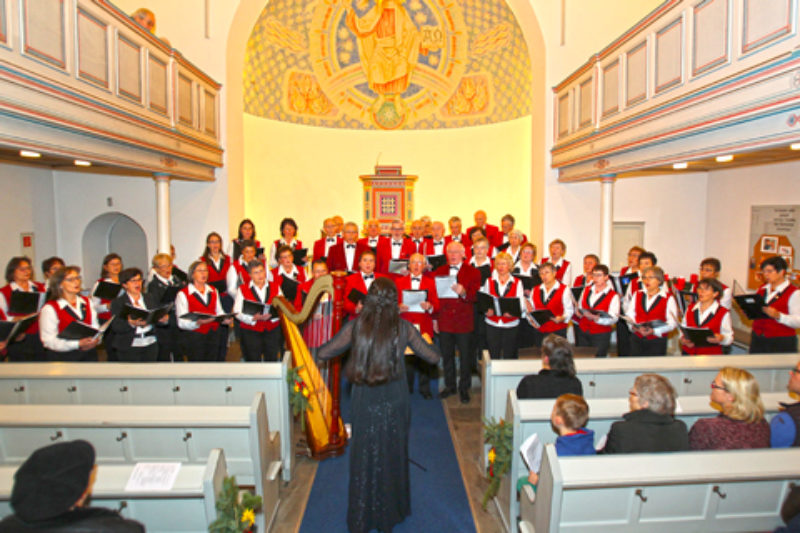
[154,173,172,254]
[599,174,615,265]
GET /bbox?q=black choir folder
[209,280,228,294]
[0,314,38,342]
[57,317,114,341]
[92,281,122,300]
[8,291,45,315]
[426,254,447,271]
[242,300,270,317]
[280,277,300,302]
[529,309,554,325]
[347,289,365,305]
[477,292,523,318]
[679,325,717,348]
[570,287,584,303]
[513,271,541,290]
[119,304,172,325]
[179,312,235,322]
[733,294,769,320]
[293,249,308,266]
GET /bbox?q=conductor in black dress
[317,277,440,533]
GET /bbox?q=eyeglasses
[710,381,728,392]
[64,276,82,283]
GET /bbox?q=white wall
[705,161,800,288]
[0,163,56,278]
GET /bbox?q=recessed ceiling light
[74,160,91,167]
[716,155,733,163]
[792,143,800,151]
[19,150,41,158]
[673,162,688,169]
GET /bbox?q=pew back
[0,358,293,481]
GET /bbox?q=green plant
[287,365,312,430]
[481,417,513,509]
[208,476,262,533]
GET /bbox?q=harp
[272,273,348,459]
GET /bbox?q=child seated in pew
[523,394,596,487]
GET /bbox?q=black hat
[11,440,95,522]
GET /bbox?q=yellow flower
[488,448,496,464]
[241,508,255,527]
[293,383,300,393]
[302,387,310,398]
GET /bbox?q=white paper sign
[125,462,181,491]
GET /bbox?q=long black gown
[318,319,440,533]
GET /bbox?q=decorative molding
[557,93,570,138]
[177,72,193,126]
[0,0,7,45]
[148,54,167,114]
[602,59,620,117]
[655,16,683,94]
[579,78,593,128]
[23,0,66,69]
[625,41,648,106]
[203,90,216,136]
[116,34,140,102]
[692,0,730,77]
[742,0,793,54]
[77,7,108,88]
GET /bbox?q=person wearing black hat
[0,440,144,532]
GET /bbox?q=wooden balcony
[0,0,222,181]
[552,0,800,182]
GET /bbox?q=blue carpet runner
[299,380,476,532]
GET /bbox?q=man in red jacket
[433,242,481,403]
[467,210,501,248]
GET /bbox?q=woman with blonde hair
[689,366,770,450]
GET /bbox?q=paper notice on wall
[124,462,181,491]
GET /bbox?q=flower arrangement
[481,417,513,509]
[208,476,262,533]
[287,365,312,430]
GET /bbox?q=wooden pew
[482,352,798,424]
[0,393,279,533]
[519,445,800,533]
[0,358,294,481]
[497,390,789,533]
[0,448,227,533]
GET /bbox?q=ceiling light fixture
[716,155,733,163]
[74,160,92,167]
[791,143,800,151]
[673,162,688,170]
[19,150,41,158]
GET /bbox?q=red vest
[578,287,617,334]
[531,283,568,332]
[683,304,728,355]
[181,286,219,334]
[203,256,231,286]
[753,284,798,338]
[573,274,588,287]
[485,276,522,326]
[239,283,280,332]
[46,297,94,333]
[633,291,669,339]
[233,261,252,288]
[1,283,44,334]
[542,258,571,283]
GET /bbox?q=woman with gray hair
[175,260,232,362]
[601,373,690,453]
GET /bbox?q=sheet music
[402,290,427,313]
[124,462,181,491]
[520,432,543,473]
[435,276,459,299]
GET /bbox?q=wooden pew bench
[0,359,293,481]
[496,390,789,533]
[519,445,800,533]
[0,393,279,532]
[0,448,227,533]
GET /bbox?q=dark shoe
[439,387,456,399]
[460,390,470,404]
[421,390,432,399]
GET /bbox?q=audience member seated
[516,334,582,399]
[601,373,689,454]
[0,440,144,532]
[775,484,800,533]
[689,366,770,450]
[771,359,800,448]
[525,393,595,487]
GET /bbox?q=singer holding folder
[750,256,800,353]
[679,278,732,355]
[176,261,232,362]
[482,252,525,359]
[233,260,282,362]
[110,268,167,362]
[39,266,100,362]
[0,256,46,361]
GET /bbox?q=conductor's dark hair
[543,334,576,378]
[700,257,721,273]
[280,217,298,235]
[237,218,256,240]
[41,256,64,277]
[5,256,32,283]
[203,232,227,261]
[697,278,723,297]
[119,267,143,286]
[761,255,788,273]
[347,278,402,385]
[592,264,610,276]
[100,253,122,278]
[638,251,657,265]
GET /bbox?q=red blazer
[433,263,480,333]
[422,239,447,257]
[396,274,440,337]
[376,238,415,274]
[408,238,428,255]
[343,272,388,316]
[313,236,341,260]
[358,235,388,252]
[327,241,368,273]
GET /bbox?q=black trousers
[472,313,488,360]
[616,321,633,356]
[575,328,612,358]
[155,322,178,362]
[103,329,118,362]
[44,348,98,362]
[516,320,537,349]
[439,331,472,393]
[117,343,159,362]
[180,329,221,362]
[6,334,44,362]
[485,324,519,360]
[750,333,798,354]
[239,327,283,362]
[630,335,667,356]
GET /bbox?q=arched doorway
[81,213,148,282]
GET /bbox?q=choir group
[1,211,798,403]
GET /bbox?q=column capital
[153,173,171,182]
[600,173,617,184]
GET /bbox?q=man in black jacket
[0,440,144,532]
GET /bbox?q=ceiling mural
[243,0,532,130]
